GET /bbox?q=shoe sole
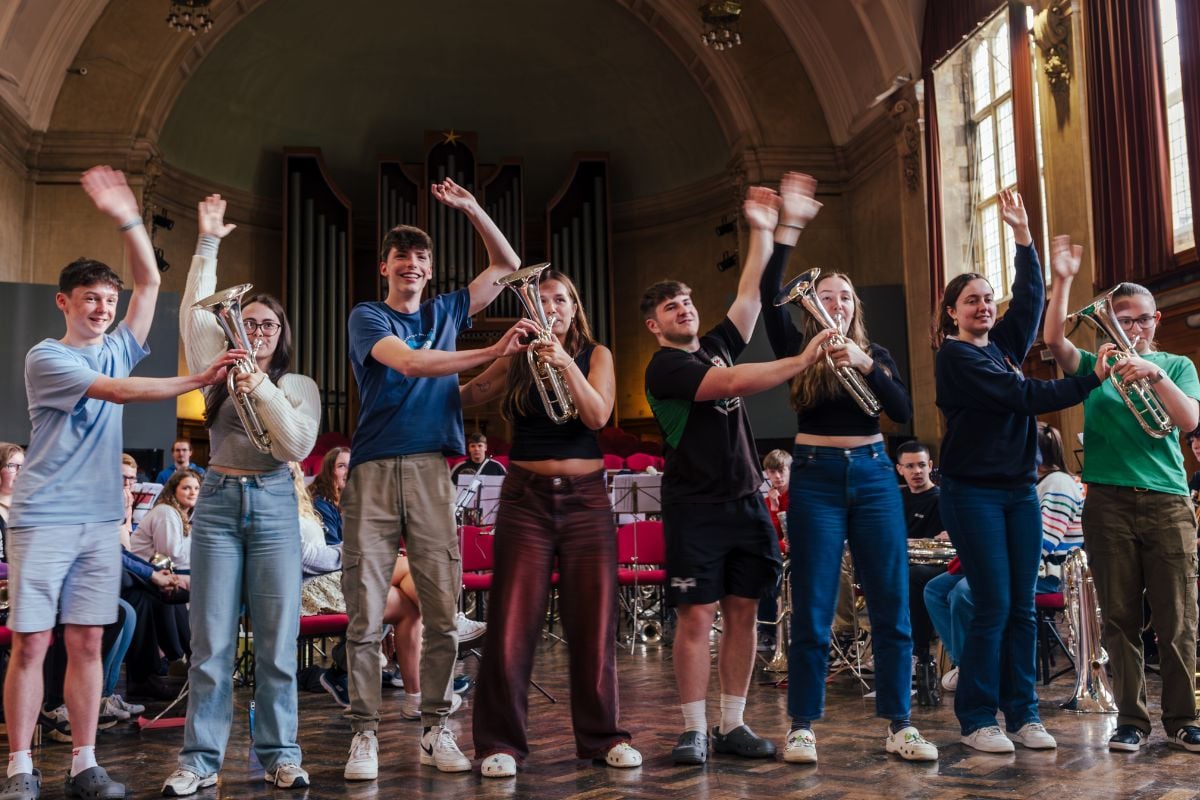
[782,750,817,764]
[265,775,309,788]
[886,743,939,761]
[163,774,218,796]
[344,762,379,781]
[960,738,1014,754]
[1010,736,1056,750]
[418,754,472,773]
[1109,741,1142,752]
[1169,740,1200,752]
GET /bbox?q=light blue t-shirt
[11,323,149,527]
[347,289,472,469]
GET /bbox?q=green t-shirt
[1075,349,1200,495]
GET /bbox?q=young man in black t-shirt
[641,174,830,766]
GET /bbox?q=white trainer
[109,693,145,716]
[941,667,959,692]
[100,695,130,722]
[420,725,472,773]
[344,731,379,781]
[1009,722,1057,750]
[604,742,643,768]
[455,612,487,643]
[264,763,309,789]
[161,769,217,797]
[885,726,939,761]
[961,725,1015,753]
[783,728,817,763]
[481,753,517,778]
[401,692,462,721]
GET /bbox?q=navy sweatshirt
[935,244,1100,486]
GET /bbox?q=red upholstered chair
[615,521,667,647]
[492,455,509,470]
[297,613,349,669]
[638,439,663,456]
[603,453,625,472]
[1034,592,1074,685]
[460,526,495,617]
[625,452,655,473]
[446,455,468,470]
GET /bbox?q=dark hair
[896,440,931,459]
[309,446,349,507]
[379,225,433,263]
[639,280,691,321]
[1036,421,1072,476]
[1185,428,1200,444]
[790,272,872,411]
[59,258,123,295]
[204,293,294,430]
[153,468,201,536]
[466,432,487,445]
[933,272,989,349]
[502,270,597,421]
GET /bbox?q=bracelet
[118,217,143,231]
[779,223,805,231]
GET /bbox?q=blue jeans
[923,573,972,665]
[180,467,302,775]
[786,442,912,721]
[103,598,136,697]
[939,476,1041,735]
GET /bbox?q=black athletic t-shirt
[645,317,761,505]
[901,485,943,539]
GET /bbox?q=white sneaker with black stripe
[419,725,471,772]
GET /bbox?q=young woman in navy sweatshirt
[933,189,1110,754]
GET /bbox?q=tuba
[192,283,273,453]
[495,263,577,424]
[1059,548,1118,713]
[774,268,881,417]
[763,558,791,673]
[1067,288,1173,438]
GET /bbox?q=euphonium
[1067,288,1173,438]
[1059,548,1117,713]
[495,263,577,424]
[774,268,882,417]
[763,558,791,673]
[192,283,273,453]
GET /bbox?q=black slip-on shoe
[0,770,41,800]
[711,724,777,758]
[64,766,125,799]
[672,730,708,765]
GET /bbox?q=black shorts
[662,494,782,606]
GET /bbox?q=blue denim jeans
[180,467,302,775]
[939,476,1041,735]
[786,442,912,721]
[923,572,972,665]
[103,598,136,697]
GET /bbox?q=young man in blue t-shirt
[340,177,538,780]
[1,167,238,800]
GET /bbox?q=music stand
[455,475,504,526]
[611,475,663,652]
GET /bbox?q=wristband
[118,217,143,231]
[779,223,805,231]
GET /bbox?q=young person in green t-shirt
[1044,235,1200,755]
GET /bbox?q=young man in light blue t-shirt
[0,167,239,800]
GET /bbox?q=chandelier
[167,1,214,35]
[699,1,742,51]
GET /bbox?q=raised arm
[758,172,822,359]
[1043,235,1083,376]
[693,329,836,402]
[82,167,159,346]
[426,179,521,315]
[727,186,780,342]
[991,190,1044,359]
[181,195,239,373]
[86,349,242,405]
[371,318,540,379]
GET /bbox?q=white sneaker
[101,695,130,722]
[344,731,379,781]
[455,612,487,643]
[941,667,959,692]
[420,725,472,772]
[885,726,939,761]
[1009,722,1057,750]
[783,727,817,763]
[401,692,462,720]
[961,725,1015,753]
[481,753,517,778]
[162,769,217,797]
[604,742,642,768]
[110,693,145,716]
[264,763,309,789]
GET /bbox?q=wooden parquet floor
[25,640,1200,799]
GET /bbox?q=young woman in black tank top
[460,269,639,776]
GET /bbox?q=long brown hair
[204,293,294,429]
[932,272,988,350]
[789,272,872,412]
[501,270,596,421]
[308,446,349,507]
[152,468,200,536]
[1036,422,1073,477]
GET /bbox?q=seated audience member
[450,432,508,481]
[758,449,791,648]
[0,443,24,560]
[923,566,969,692]
[131,469,200,572]
[308,447,349,545]
[155,439,206,484]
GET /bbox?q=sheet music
[610,473,661,524]
[455,474,505,526]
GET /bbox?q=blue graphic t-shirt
[347,289,472,468]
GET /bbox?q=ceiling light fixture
[167,1,213,35]
[699,1,742,51]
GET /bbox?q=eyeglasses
[244,321,281,335]
[2,463,20,472]
[1116,315,1156,330]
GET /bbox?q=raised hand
[430,178,478,212]
[202,349,246,388]
[798,328,839,370]
[779,171,822,228]
[198,194,237,239]
[494,319,542,358]
[743,186,781,231]
[82,165,140,223]
[1050,235,1082,281]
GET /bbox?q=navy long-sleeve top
[759,242,912,432]
[935,244,1100,486]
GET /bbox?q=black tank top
[509,345,604,461]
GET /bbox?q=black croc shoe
[711,725,777,758]
[671,731,708,765]
[0,769,41,800]
[63,766,125,800]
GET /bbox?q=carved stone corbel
[889,97,921,193]
[1033,3,1072,94]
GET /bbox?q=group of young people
[1,164,1197,799]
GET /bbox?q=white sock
[719,694,746,734]
[70,745,96,777]
[680,700,706,733]
[405,692,421,708]
[7,751,32,778]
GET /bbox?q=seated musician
[758,450,791,650]
[450,432,507,481]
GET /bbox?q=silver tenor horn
[1059,548,1117,713]
[495,263,577,424]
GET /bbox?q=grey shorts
[7,522,122,632]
